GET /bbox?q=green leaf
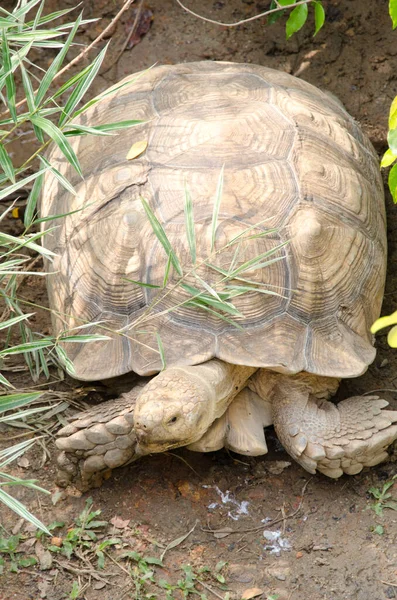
[371,311,397,334]
[389,96,397,129]
[381,148,397,169]
[156,333,166,370]
[374,524,384,535]
[64,120,143,137]
[35,14,82,105]
[30,115,82,177]
[59,43,108,126]
[389,163,397,203]
[0,166,48,203]
[123,277,161,289]
[0,143,15,183]
[286,3,308,39]
[141,197,183,276]
[58,334,110,343]
[0,340,54,357]
[387,325,397,347]
[20,63,43,143]
[388,128,397,155]
[2,31,17,123]
[18,557,37,567]
[38,155,76,196]
[268,0,285,25]
[55,345,75,375]
[313,1,325,36]
[184,181,196,264]
[24,172,43,228]
[0,313,34,332]
[0,489,50,534]
[390,0,397,28]
[211,165,224,251]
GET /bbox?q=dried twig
[101,0,144,74]
[175,0,316,28]
[198,579,225,599]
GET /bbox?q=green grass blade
[35,13,82,105]
[0,373,13,388]
[20,62,44,143]
[0,313,34,331]
[65,120,144,137]
[58,334,111,343]
[32,0,44,29]
[211,165,224,251]
[141,197,183,276]
[12,0,43,20]
[227,242,289,278]
[0,391,42,413]
[0,488,50,535]
[0,166,48,202]
[38,155,76,195]
[162,254,172,287]
[30,115,82,177]
[184,180,196,264]
[123,277,161,289]
[156,333,166,370]
[0,340,54,356]
[0,439,37,467]
[59,43,108,126]
[0,142,15,183]
[2,31,17,123]
[24,171,44,227]
[185,300,243,330]
[55,345,75,376]
[32,200,95,226]
[0,405,56,423]
[181,283,243,316]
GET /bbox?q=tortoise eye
[168,416,178,424]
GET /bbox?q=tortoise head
[134,368,214,452]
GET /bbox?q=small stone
[380,359,389,368]
[296,551,303,559]
[50,537,63,547]
[275,574,286,581]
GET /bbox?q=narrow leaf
[141,197,183,276]
[313,1,325,36]
[286,3,309,39]
[0,143,15,182]
[24,172,44,227]
[59,43,109,126]
[388,128,397,155]
[39,155,76,195]
[36,14,82,105]
[0,167,48,202]
[389,163,397,203]
[184,181,196,264]
[371,310,397,334]
[30,115,82,177]
[2,31,17,123]
[156,333,166,370]
[160,521,197,561]
[0,313,34,331]
[390,0,397,28]
[211,165,224,251]
[0,488,50,535]
[123,277,161,289]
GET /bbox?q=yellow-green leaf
[388,163,397,203]
[389,96,397,129]
[381,148,397,168]
[313,1,325,36]
[371,311,397,334]
[126,140,148,160]
[390,0,397,29]
[387,325,397,347]
[286,3,308,40]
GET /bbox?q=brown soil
[2,1,397,599]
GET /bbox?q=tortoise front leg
[56,384,145,490]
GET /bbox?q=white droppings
[263,529,291,555]
[205,485,250,520]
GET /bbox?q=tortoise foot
[55,387,144,489]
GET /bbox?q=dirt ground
[2,0,397,599]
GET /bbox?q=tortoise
[40,61,397,488]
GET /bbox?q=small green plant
[368,475,397,516]
[159,563,229,599]
[0,534,37,573]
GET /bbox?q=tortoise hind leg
[270,377,397,478]
[56,384,145,490]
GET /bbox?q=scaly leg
[56,384,145,489]
[267,375,397,478]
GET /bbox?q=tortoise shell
[40,62,386,381]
